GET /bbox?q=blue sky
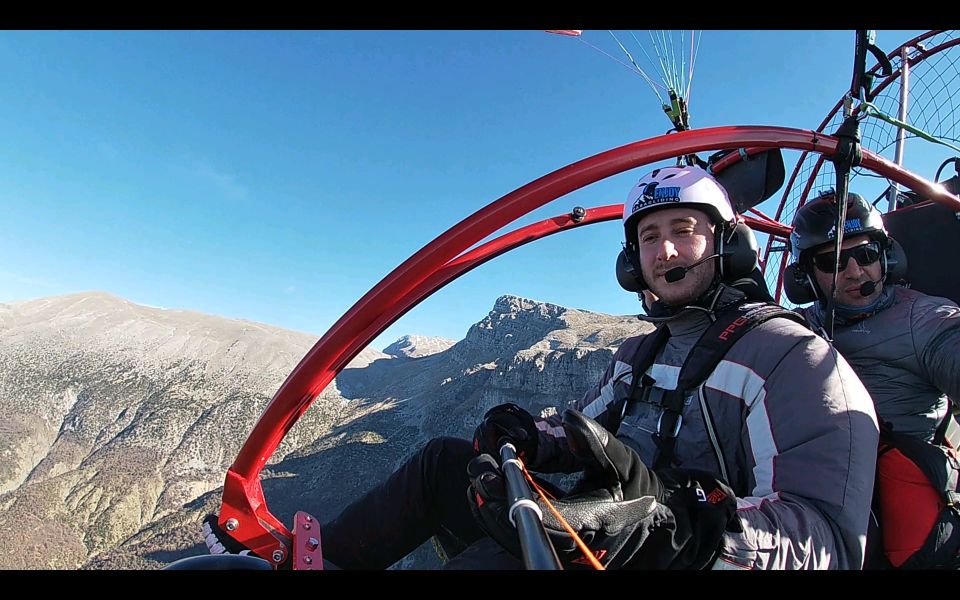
[0,30,937,350]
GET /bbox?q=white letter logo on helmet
[623,166,735,228]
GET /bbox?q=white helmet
[617,164,762,298]
[622,166,735,246]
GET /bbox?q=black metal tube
[498,441,562,570]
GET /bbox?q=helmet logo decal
[631,183,682,214]
[826,218,864,239]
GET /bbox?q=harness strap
[626,301,806,470]
[934,412,960,449]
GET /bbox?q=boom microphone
[664,253,720,283]
[859,274,887,297]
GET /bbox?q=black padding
[883,202,960,304]
[734,266,776,303]
[712,149,786,214]
[885,237,909,285]
[721,222,760,280]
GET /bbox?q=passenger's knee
[421,436,475,474]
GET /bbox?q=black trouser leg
[320,436,484,569]
[442,537,524,570]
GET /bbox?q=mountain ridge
[0,291,649,569]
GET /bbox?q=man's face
[810,234,884,307]
[636,207,716,307]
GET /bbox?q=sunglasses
[812,241,881,273]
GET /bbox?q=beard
[643,258,717,307]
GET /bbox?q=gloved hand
[202,514,251,556]
[468,409,738,570]
[473,403,539,465]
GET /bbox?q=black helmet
[783,191,906,305]
[789,192,888,263]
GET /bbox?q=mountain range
[0,291,649,569]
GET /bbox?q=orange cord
[520,462,605,570]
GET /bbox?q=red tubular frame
[218,125,960,564]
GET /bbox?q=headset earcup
[616,248,645,292]
[783,262,819,304]
[885,237,909,284]
[720,222,760,280]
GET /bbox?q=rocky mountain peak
[382,335,457,359]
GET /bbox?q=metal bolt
[571,206,586,223]
[225,518,239,531]
[272,549,285,563]
[307,537,320,551]
[305,515,313,522]
[302,522,311,530]
[303,556,313,564]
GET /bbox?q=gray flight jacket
[803,285,960,442]
[534,286,879,569]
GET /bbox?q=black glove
[466,453,511,536]
[473,403,539,465]
[202,514,252,556]
[468,409,737,570]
